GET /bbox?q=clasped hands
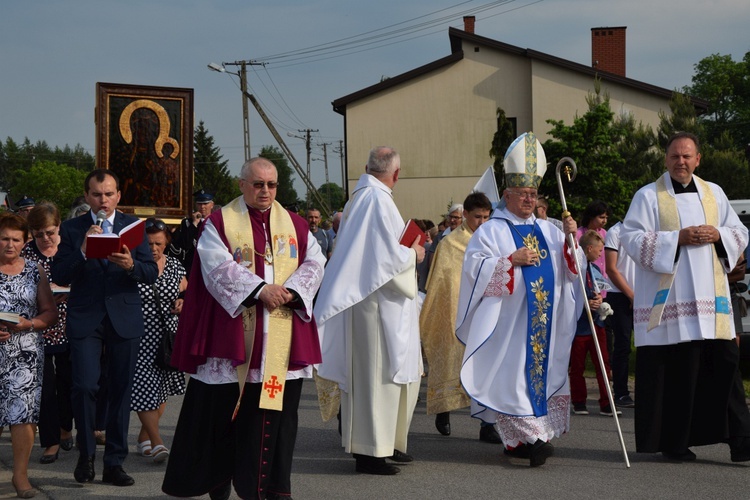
[678,224,718,246]
[259,284,295,312]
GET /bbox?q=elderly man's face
[240,162,278,210]
[448,210,462,230]
[504,188,537,220]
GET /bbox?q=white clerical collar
[502,208,536,225]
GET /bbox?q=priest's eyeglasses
[250,181,278,190]
[507,190,538,200]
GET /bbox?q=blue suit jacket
[51,210,157,340]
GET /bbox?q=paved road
[2,377,750,499]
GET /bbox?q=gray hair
[240,157,277,180]
[366,146,400,176]
[448,203,463,215]
[68,203,90,220]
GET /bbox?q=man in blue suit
[52,169,157,486]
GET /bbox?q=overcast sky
[1,0,748,198]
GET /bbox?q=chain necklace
[253,221,273,265]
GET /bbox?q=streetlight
[207,61,251,162]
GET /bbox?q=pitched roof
[332,27,708,115]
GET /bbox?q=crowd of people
[2,131,750,499]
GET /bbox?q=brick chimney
[591,26,626,77]
[463,16,475,34]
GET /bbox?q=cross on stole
[264,375,283,398]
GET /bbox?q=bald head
[240,157,278,210]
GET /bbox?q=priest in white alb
[620,132,750,462]
[456,132,584,467]
[314,146,425,476]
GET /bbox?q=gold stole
[648,176,731,339]
[223,198,298,414]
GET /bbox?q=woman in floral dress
[0,213,58,497]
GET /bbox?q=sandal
[151,444,169,464]
[137,439,152,457]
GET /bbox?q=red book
[399,219,426,247]
[85,219,145,259]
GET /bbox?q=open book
[85,219,145,259]
[0,311,21,324]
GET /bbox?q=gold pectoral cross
[523,233,548,267]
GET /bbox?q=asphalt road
[2,376,750,499]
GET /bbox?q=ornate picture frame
[96,82,193,222]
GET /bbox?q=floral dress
[131,255,187,411]
[0,260,43,425]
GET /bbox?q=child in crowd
[569,230,620,417]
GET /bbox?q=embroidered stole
[223,198,298,414]
[648,176,731,339]
[506,221,555,416]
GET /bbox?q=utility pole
[288,129,318,207]
[333,140,346,196]
[221,60,265,161]
[316,142,332,211]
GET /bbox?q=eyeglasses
[145,218,167,231]
[507,190,538,200]
[449,215,462,221]
[32,229,57,239]
[245,180,278,190]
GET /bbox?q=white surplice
[456,208,584,447]
[314,173,421,456]
[620,173,748,347]
[191,204,326,385]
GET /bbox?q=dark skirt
[635,339,750,453]
[162,377,303,499]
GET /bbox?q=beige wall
[341,37,672,222]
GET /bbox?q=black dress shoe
[102,465,135,486]
[354,454,400,475]
[40,450,59,464]
[435,412,451,436]
[208,480,232,500]
[60,437,75,451]
[730,437,750,462]
[662,449,696,462]
[74,455,95,483]
[389,449,413,463]
[503,443,530,459]
[529,439,554,467]
[479,424,503,444]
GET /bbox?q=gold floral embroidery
[528,276,550,406]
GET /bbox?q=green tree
[313,182,345,215]
[683,52,750,152]
[541,88,657,221]
[488,107,516,188]
[259,145,300,208]
[656,92,750,199]
[0,136,95,194]
[193,120,239,204]
[13,161,88,210]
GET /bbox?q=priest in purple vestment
[163,157,325,500]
